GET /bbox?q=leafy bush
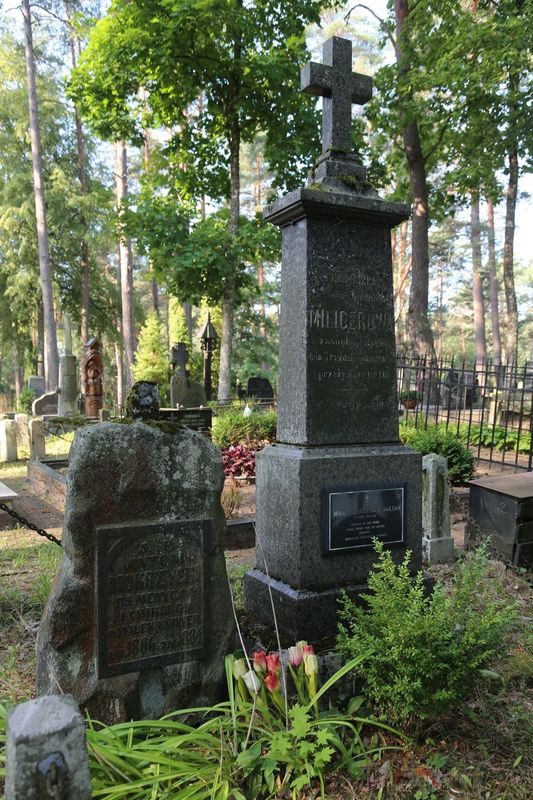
[213,408,276,448]
[400,424,475,484]
[456,422,531,454]
[17,388,36,414]
[337,542,516,724]
[221,444,257,478]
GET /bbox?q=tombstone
[244,37,422,641]
[58,314,78,417]
[32,390,59,416]
[36,421,235,723]
[246,377,274,401]
[29,418,46,460]
[467,473,533,567]
[5,695,91,800]
[99,408,110,422]
[0,419,18,463]
[169,342,207,408]
[14,413,30,450]
[83,337,104,417]
[180,376,208,408]
[125,380,160,420]
[28,375,45,396]
[421,454,454,563]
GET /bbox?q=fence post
[5,695,92,800]
[29,418,46,461]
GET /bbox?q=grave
[467,472,533,567]
[244,37,422,641]
[36,421,235,723]
[421,453,454,563]
[28,375,45,396]
[32,390,59,416]
[0,419,18,463]
[58,314,78,417]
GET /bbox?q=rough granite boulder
[36,421,235,723]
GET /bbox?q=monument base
[244,569,435,643]
[422,535,455,564]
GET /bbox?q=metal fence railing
[397,355,533,472]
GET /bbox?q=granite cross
[301,36,372,156]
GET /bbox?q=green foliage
[81,654,399,799]
[212,408,276,449]
[400,424,475,484]
[454,422,532,455]
[337,542,517,724]
[399,390,421,402]
[131,312,168,386]
[17,388,36,414]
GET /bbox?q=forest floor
[0,452,531,799]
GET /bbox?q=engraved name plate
[321,484,404,554]
[97,519,209,678]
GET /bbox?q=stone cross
[301,36,372,155]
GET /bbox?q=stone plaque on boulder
[36,421,234,723]
[97,519,209,677]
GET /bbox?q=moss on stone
[340,174,373,192]
[111,418,186,435]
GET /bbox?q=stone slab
[0,481,18,506]
[32,390,59,417]
[0,419,18,463]
[468,472,533,500]
[36,421,235,723]
[422,535,455,564]
[59,354,78,417]
[252,442,422,591]
[268,206,405,447]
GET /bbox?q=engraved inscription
[97,520,209,678]
[322,485,404,553]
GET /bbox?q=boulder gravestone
[244,37,422,640]
[36,421,234,723]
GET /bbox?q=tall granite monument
[244,37,422,641]
[58,314,78,417]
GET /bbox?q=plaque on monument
[97,519,210,678]
[321,484,404,554]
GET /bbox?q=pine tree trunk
[394,0,434,358]
[217,12,242,403]
[66,3,90,347]
[502,145,519,363]
[486,199,502,366]
[470,193,487,361]
[22,0,58,390]
[115,141,136,391]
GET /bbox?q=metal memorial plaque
[322,484,404,554]
[97,519,210,678]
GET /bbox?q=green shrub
[400,424,475,484]
[337,542,516,724]
[212,408,277,448]
[17,388,36,414]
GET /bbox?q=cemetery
[0,2,532,799]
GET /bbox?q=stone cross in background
[301,36,372,155]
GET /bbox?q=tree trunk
[115,141,136,390]
[470,193,487,361]
[217,11,242,403]
[394,0,434,357]
[142,118,160,316]
[486,200,502,366]
[14,351,23,403]
[22,0,58,390]
[502,145,519,363]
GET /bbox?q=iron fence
[397,355,533,472]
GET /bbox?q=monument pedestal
[244,443,422,640]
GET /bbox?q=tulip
[243,670,261,694]
[288,645,303,668]
[296,640,308,649]
[302,644,315,657]
[266,652,281,673]
[253,649,267,674]
[232,658,247,680]
[304,653,318,715]
[264,671,281,693]
[304,653,318,677]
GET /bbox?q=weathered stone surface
[125,380,160,419]
[36,421,235,723]
[249,443,422,592]
[28,375,45,395]
[5,694,91,800]
[421,453,454,564]
[32,390,59,417]
[14,413,30,450]
[0,419,18,462]
[29,417,46,460]
[58,354,78,417]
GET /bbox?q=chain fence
[0,501,62,547]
